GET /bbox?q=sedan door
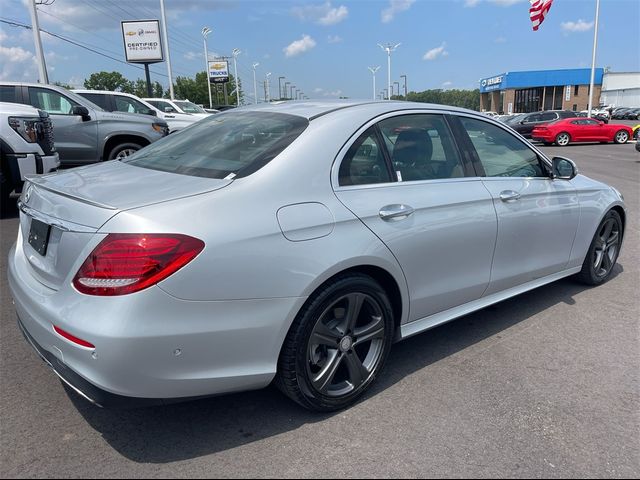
[456,116,580,295]
[334,113,498,322]
[27,86,98,163]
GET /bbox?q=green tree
[131,79,165,98]
[172,71,241,106]
[52,81,73,90]
[403,88,480,111]
[84,71,133,92]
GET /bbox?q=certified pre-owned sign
[121,20,164,64]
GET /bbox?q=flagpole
[587,0,600,117]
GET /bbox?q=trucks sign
[121,20,164,64]
[208,60,230,84]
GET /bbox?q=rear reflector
[53,325,95,349]
[73,234,205,296]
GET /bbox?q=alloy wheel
[115,148,137,159]
[556,133,570,146]
[615,131,629,144]
[593,217,620,278]
[306,293,386,398]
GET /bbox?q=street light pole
[252,62,259,104]
[284,82,290,100]
[394,81,400,99]
[290,85,296,100]
[368,66,380,101]
[27,0,48,84]
[160,0,175,100]
[401,75,407,100]
[378,43,401,100]
[278,76,285,100]
[265,72,272,102]
[232,48,241,106]
[202,27,213,109]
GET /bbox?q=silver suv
[0,83,168,165]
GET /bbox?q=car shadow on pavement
[67,265,623,464]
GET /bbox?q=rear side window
[28,87,77,114]
[378,114,463,182]
[125,111,308,179]
[461,117,546,178]
[0,86,16,103]
[339,127,392,186]
[114,96,150,114]
[79,93,109,110]
[539,112,557,122]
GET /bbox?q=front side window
[378,114,464,182]
[0,85,16,103]
[28,87,77,115]
[460,117,546,178]
[114,96,150,114]
[174,101,206,114]
[80,93,109,110]
[125,111,308,179]
[339,127,392,186]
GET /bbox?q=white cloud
[464,0,481,6]
[561,19,595,33]
[292,2,349,26]
[0,44,36,81]
[494,36,507,43]
[283,35,317,58]
[381,0,415,23]
[327,34,343,44]
[323,89,343,97]
[423,42,449,61]
[314,87,324,93]
[184,51,200,61]
[442,81,453,88]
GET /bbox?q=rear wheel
[613,130,629,144]
[107,142,142,161]
[577,210,622,285]
[555,132,571,146]
[276,273,394,411]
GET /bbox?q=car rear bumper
[8,239,306,407]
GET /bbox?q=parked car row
[1,82,220,201]
[611,107,640,120]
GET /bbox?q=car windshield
[124,111,309,179]
[504,114,526,125]
[174,101,206,114]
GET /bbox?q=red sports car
[531,118,632,146]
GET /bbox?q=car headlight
[8,116,40,143]
[152,122,169,135]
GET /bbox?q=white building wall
[600,72,640,107]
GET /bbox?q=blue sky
[1,0,638,101]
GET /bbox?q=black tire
[555,132,571,146]
[276,273,395,412]
[107,142,142,161]
[613,130,629,144]
[1,170,13,215]
[576,210,623,286]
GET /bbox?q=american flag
[530,0,554,31]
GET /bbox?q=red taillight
[73,234,205,296]
[53,325,95,349]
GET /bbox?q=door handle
[379,204,415,221]
[499,190,521,202]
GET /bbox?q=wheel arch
[102,135,150,161]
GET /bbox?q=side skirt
[399,267,582,340]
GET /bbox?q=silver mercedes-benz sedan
[8,101,626,411]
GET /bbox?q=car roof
[225,100,485,122]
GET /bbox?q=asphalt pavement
[1,141,638,478]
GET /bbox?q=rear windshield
[124,111,309,179]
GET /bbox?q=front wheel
[555,132,571,146]
[107,142,142,161]
[613,130,629,144]
[276,273,394,411]
[576,210,623,285]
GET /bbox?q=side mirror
[164,106,175,113]
[552,156,578,180]
[72,105,91,121]
[146,109,157,117]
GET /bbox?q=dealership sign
[480,75,504,92]
[121,20,164,64]
[208,60,230,83]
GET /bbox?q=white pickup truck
[1,102,59,210]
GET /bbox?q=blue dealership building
[479,68,604,114]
